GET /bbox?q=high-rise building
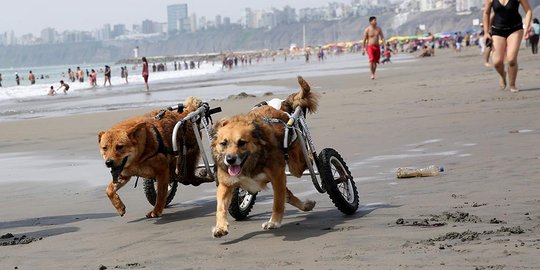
[112,24,126,38]
[456,0,482,13]
[215,15,222,28]
[41,27,56,44]
[167,4,188,34]
[142,19,156,34]
[101,24,112,40]
[190,13,198,32]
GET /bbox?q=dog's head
[98,122,146,182]
[212,116,267,177]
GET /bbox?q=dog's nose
[225,155,237,165]
[105,159,114,168]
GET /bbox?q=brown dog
[211,76,319,238]
[98,97,205,218]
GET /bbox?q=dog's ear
[213,117,229,131]
[127,122,146,140]
[211,118,229,140]
[98,131,105,143]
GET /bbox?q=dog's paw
[262,221,281,230]
[145,210,162,218]
[212,226,229,238]
[116,206,126,217]
[303,200,316,211]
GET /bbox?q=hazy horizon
[2,0,353,36]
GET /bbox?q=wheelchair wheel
[143,178,178,207]
[228,187,257,221]
[318,148,359,215]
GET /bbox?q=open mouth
[110,157,128,183]
[227,156,248,177]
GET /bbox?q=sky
[1,0,352,36]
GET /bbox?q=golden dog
[98,97,206,218]
[211,76,319,237]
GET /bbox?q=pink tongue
[228,165,241,176]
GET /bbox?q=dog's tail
[281,76,319,114]
[183,96,203,113]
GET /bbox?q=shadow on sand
[518,87,540,92]
[0,213,118,230]
[220,202,400,244]
[127,198,217,224]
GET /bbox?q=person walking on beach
[483,0,532,93]
[142,57,149,92]
[28,71,36,85]
[530,18,540,54]
[104,65,112,86]
[15,73,20,86]
[57,80,70,94]
[362,16,385,80]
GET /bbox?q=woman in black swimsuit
[483,0,532,93]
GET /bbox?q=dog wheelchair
[141,101,258,217]
[229,103,359,220]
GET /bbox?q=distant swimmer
[124,66,128,83]
[68,68,75,82]
[15,72,20,86]
[76,67,84,83]
[90,69,97,87]
[104,65,112,86]
[58,80,70,94]
[0,73,3,87]
[48,86,56,96]
[28,70,36,85]
[362,16,385,80]
[142,57,149,92]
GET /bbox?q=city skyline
[1,0,489,47]
[0,0,352,36]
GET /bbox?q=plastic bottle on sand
[396,165,444,178]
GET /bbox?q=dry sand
[1,48,540,269]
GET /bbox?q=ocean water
[0,53,414,121]
[0,62,222,100]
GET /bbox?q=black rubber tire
[143,178,178,207]
[318,148,359,215]
[228,187,257,221]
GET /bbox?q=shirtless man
[76,67,84,83]
[362,16,385,80]
[28,70,36,85]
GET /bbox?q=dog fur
[211,76,319,238]
[98,96,203,218]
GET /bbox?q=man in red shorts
[362,16,386,80]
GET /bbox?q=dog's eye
[220,140,228,146]
[115,144,124,151]
[102,147,108,151]
[237,139,247,147]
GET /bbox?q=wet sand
[1,48,540,269]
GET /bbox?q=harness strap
[151,125,177,156]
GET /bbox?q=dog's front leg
[212,181,233,238]
[147,172,168,218]
[105,176,130,216]
[263,172,286,230]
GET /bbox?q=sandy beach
[1,48,540,269]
